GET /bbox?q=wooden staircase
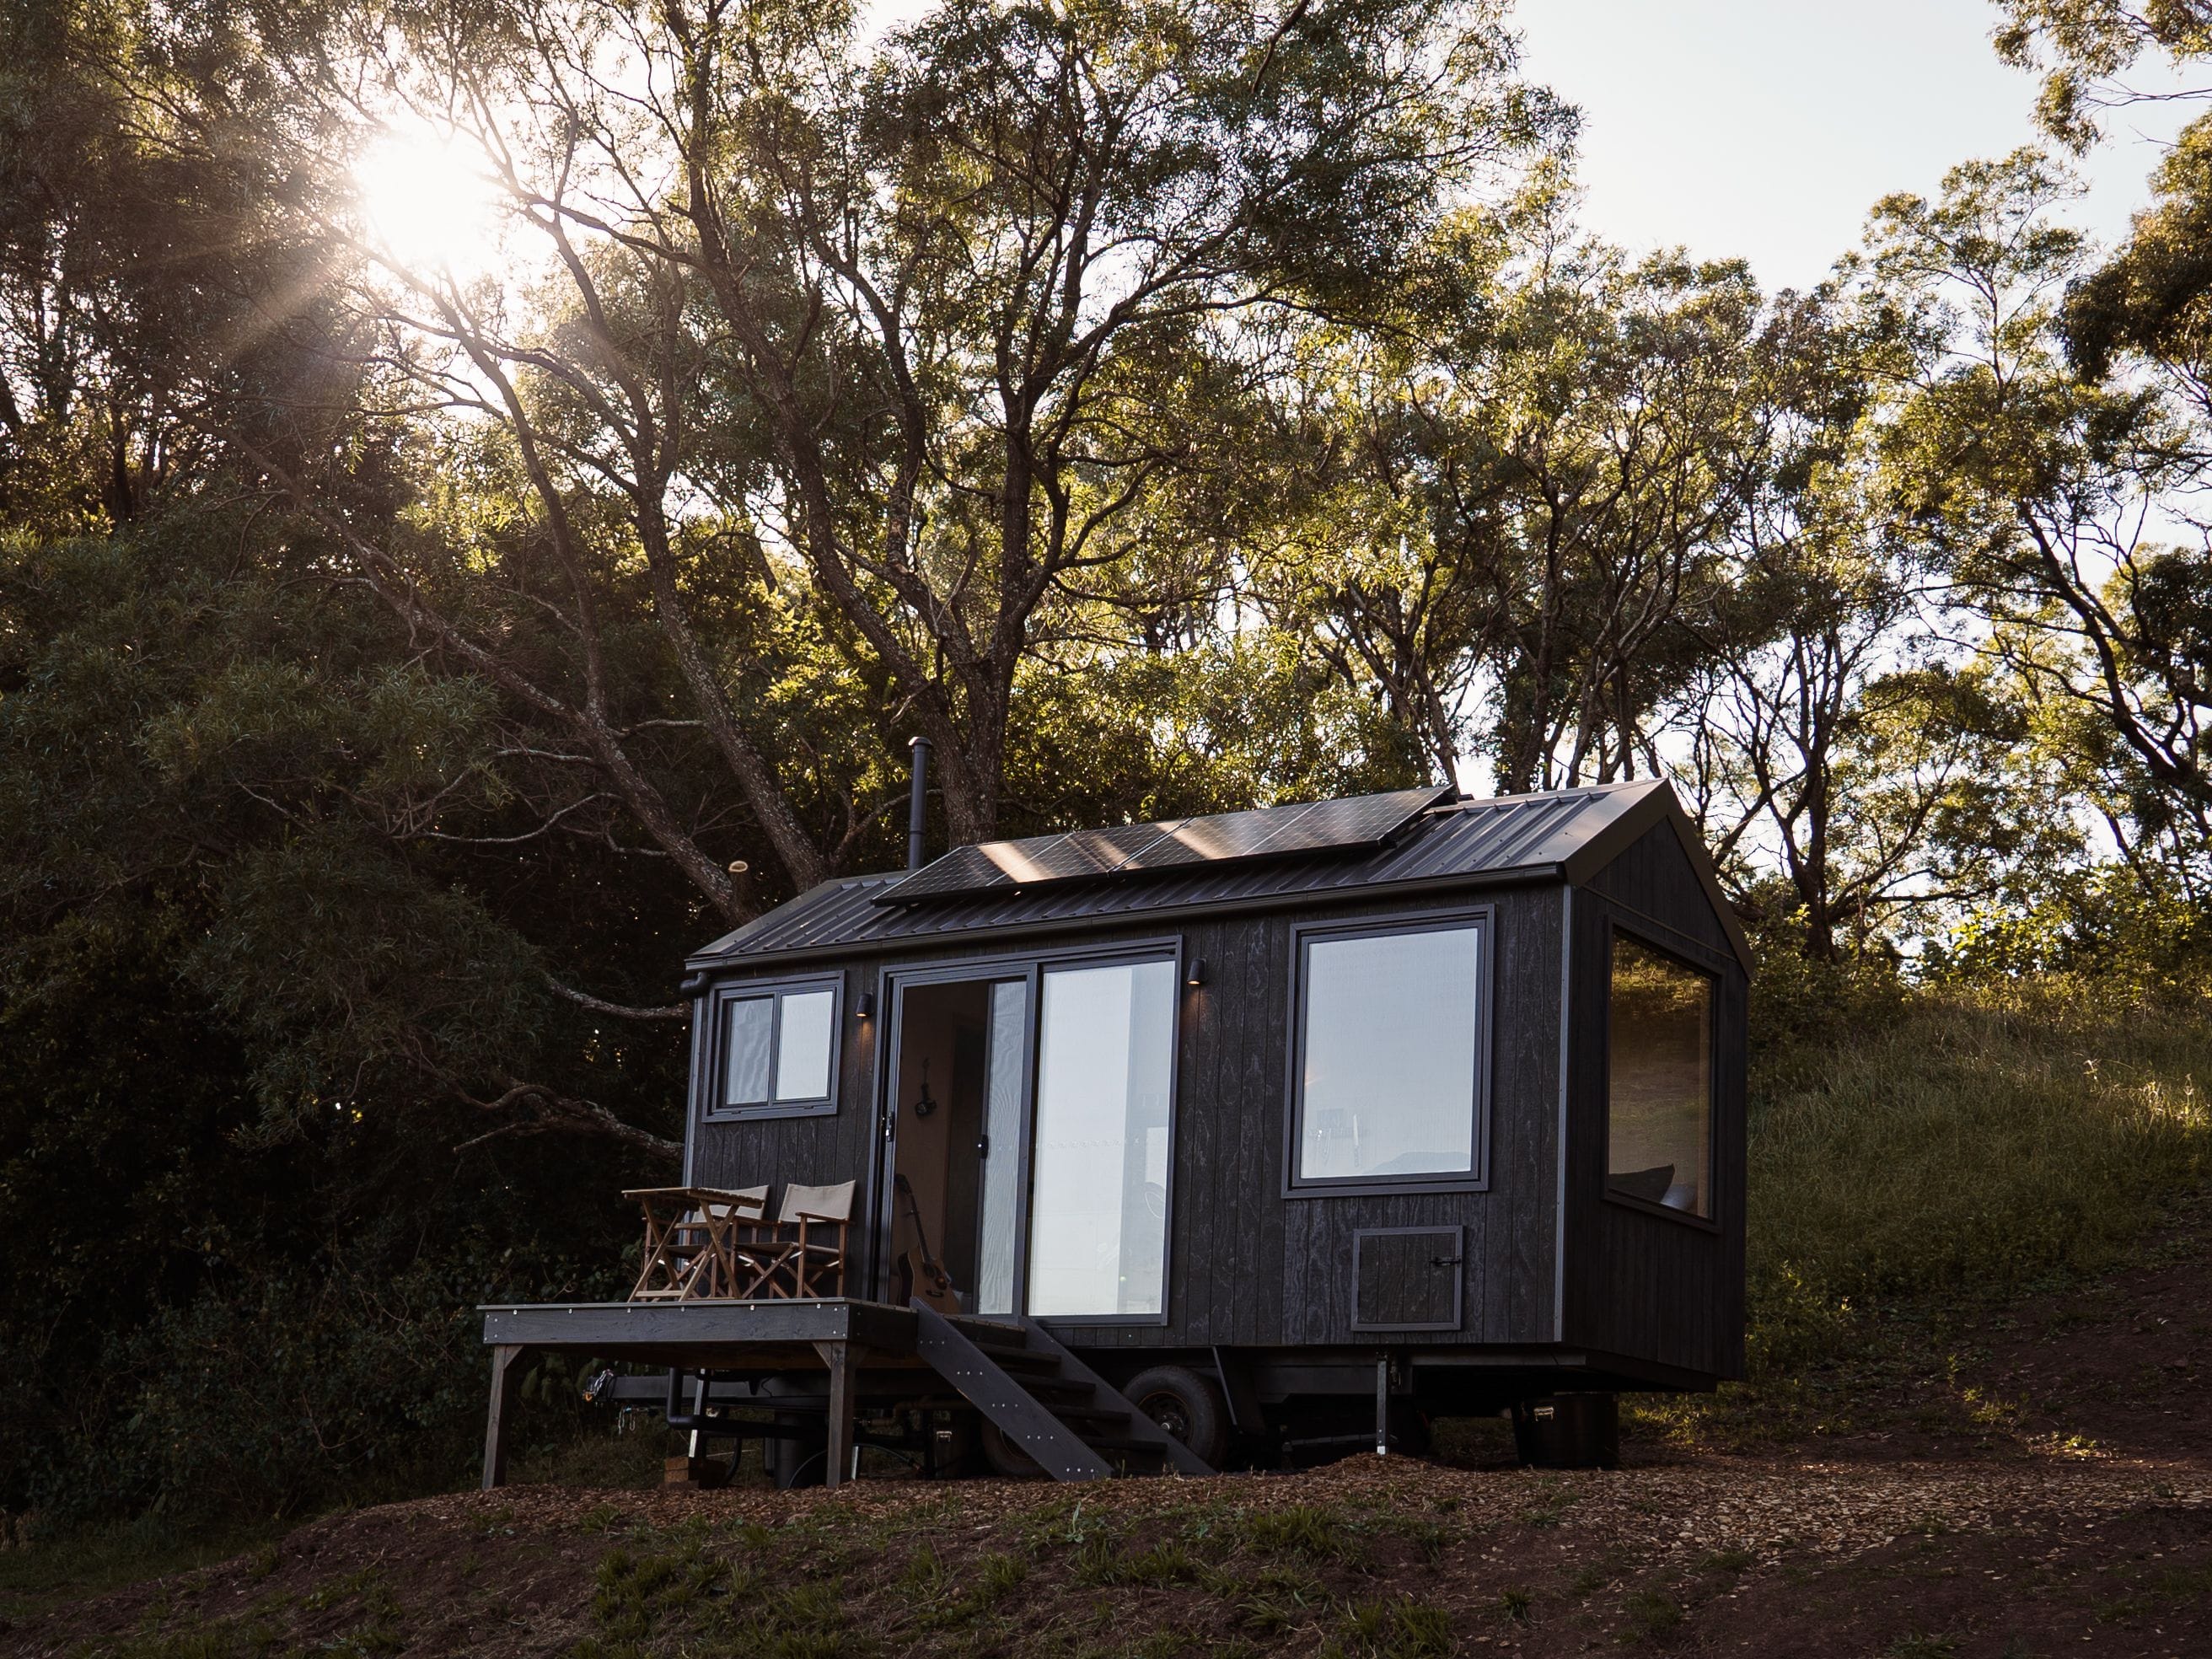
[911,1303,1215,1481]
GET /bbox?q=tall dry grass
[1745,978,2212,1370]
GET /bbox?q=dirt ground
[8,1217,2211,1658]
[7,1455,2208,1657]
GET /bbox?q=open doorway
[886,978,1028,1314]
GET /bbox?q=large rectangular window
[1292,917,1487,1187]
[1605,933,1715,1220]
[1025,958,1176,1318]
[707,980,840,1118]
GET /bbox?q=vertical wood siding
[1563,824,1750,1379]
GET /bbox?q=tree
[1992,0,2212,148]
[97,0,1562,915]
[1260,217,1788,796]
[1867,151,2212,878]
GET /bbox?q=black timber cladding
[692,780,1749,969]
[688,883,1570,1355]
[1558,819,1749,1381]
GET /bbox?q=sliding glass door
[1024,958,1177,1318]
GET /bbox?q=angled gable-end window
[704,976,842,1120]
[1604,932,1715,1221]
[1290,912,1491,1192]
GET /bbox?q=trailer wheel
[979,1420,1044,1479]
[1125,1366,1228,1468]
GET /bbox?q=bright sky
[1514,0,2199,291]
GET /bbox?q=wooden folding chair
[684,1185,770,1298]
[625,1185,768,1300]
[732,1180,856,1299]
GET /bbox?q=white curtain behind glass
[973,980,1028,1315]
[773,990,835,1100]
[1027,959,1174,1316]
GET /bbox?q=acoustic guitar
[892,1173,958,1313]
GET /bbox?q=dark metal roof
[690,779,1753,972]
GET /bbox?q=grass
[1237,1505,1366,1565]
[0,1517,289,1624]
[1749,980,2210,1361]
[1323,1596,1455,1658]
[1617,977,2212,1453]
[1618,1588,1683,1641]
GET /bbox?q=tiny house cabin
[481,779,1748,1486]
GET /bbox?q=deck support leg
[1375,1356,1389,1457]
[483,1344,528,1490]
[813,1341,867,1489]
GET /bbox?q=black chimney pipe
[906,736,932,870]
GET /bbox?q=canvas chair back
[701,1184,769,1221]
[779,1179,856,1224]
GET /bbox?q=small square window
[709,980,841,1117]
[1605,934,1715,1220]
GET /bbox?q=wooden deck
[477,1297,1207,1490]
[478,1296,1012,1367]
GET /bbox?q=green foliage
[1741,897,1908,1056]
[1993,0,2212,148]
[0,513,678,1526]
[2064,113,2212,375]
[1747,980,2211,1373]
[1238,1506,1363,1566]
[1324,1596,1455,1659]
[1930,862,2212,992]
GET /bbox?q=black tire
[1124,1365,1228,1468]
[979,1419,1045,1479]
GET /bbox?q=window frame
[700,972,846,1123]
[1022,943,1184,1327]
[1282,906,1495,1198]
[1599,922,1722,1231]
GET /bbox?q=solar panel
[875,786,1454,905]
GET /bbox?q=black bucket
[1511,1393,1619,1468]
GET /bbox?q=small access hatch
[1353,1227,1464,1331]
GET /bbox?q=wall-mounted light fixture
[856,991,877,1019]
[1186,957,1207,987]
